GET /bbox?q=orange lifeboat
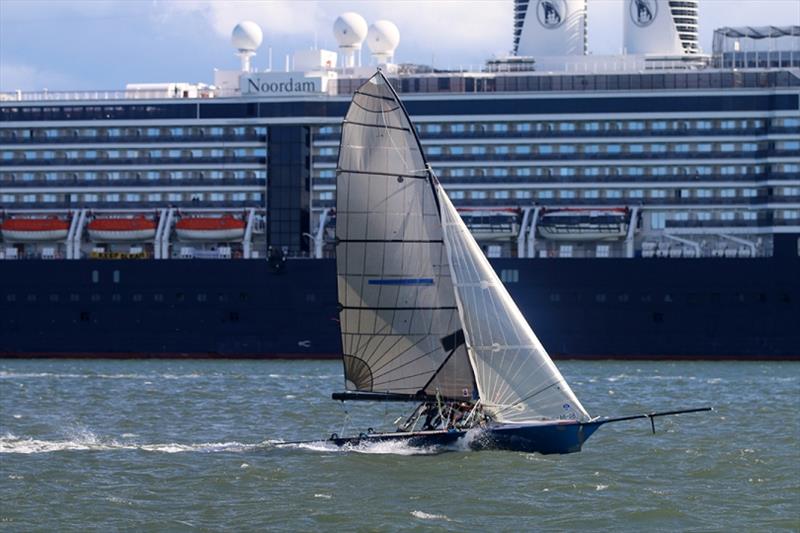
[1,217,69,242]
[175,215,245,241]
[87,216,157,242]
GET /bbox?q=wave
[411,511,453,522]
[276,438,451,456]
[0,371,204,380]
[0,432,269,455]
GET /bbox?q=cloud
[0,62,82,92]
[153,0,512,68]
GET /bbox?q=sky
[1,0,798,91]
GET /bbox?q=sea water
[1,359,797,531]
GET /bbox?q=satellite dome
[231,21,263,51]
[366,20,400,54]
[333,12,368,48]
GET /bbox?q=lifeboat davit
[538,208,629,241]
[175,215,245,241]
[0,217,69,242]
[87,217,157,242]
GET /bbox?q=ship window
[112,294,121,302]
[595,294,607,303]
[92,270,99,283]
[27,294,37,302]
[617,293,629,303]
[197,293,207,302]
[113,270,120,283]
[91,294,101,302]
[652,312,664,323]
[500,269,519,283]
[154,294,164,302]
[239,292,249,301]
[69,293,79,302]
[175,292,185,302]
[549,293,561,303]
[229,311,240,322]
[641,294,652,303]
[49,294,59,302]
[80,311,90,322]
[132,294,142,302]
[6,294,16,302]
[218,293,228,302]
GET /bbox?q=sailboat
[325,71,708,454]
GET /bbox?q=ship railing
[0,133,266,145]
[0,89,214,102]
[0,156,266,167]
[2,177,266,188]
[431,173,771,185]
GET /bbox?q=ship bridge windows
[449,191,465,200]
[22,194,36,203]
[720,212,736,221]
[538,190,554,199]
[697,143,713,152]
[720,188,737,198]
[515,190,532,199]
[471,191,487,200]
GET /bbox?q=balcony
[0,133,267,145]
[2,177,267,188]
[0,156,267,167]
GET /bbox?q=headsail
[335,72,475,400]
[437,185,590,423]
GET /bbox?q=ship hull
[1,253,798,360]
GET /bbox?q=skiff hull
[328,421,603,455]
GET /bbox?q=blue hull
[329,421,603,454]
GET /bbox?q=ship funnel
[333,12,368,68]
[231,21,264,72]
[514,0,587,56]
[623,0,700,56]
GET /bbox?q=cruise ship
[1,1,798,359]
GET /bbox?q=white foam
[411,510,452,522]
[0,433,267,455]
[0,371,202,380]
[314,494,332,499]
[279,438,452,456]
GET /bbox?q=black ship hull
[2,247,798,360]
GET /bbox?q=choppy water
[1,360,797,531]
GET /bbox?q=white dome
[366,20,400,54]
[231,21,263,51]
[333,12,368,47]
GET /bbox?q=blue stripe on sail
[367,278,435,286]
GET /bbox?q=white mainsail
[335,73,475,399]
[438,186,590,424]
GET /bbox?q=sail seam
[344,119,411,132]
[337,169,427,180]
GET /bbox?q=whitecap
[0,433,266,455]
[411,511,452,522]
[314,494,332,499]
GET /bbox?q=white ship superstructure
[1,8,798,264]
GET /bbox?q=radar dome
[231,21,263,51]
[333,12,368,48]
[366,20,400,54]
